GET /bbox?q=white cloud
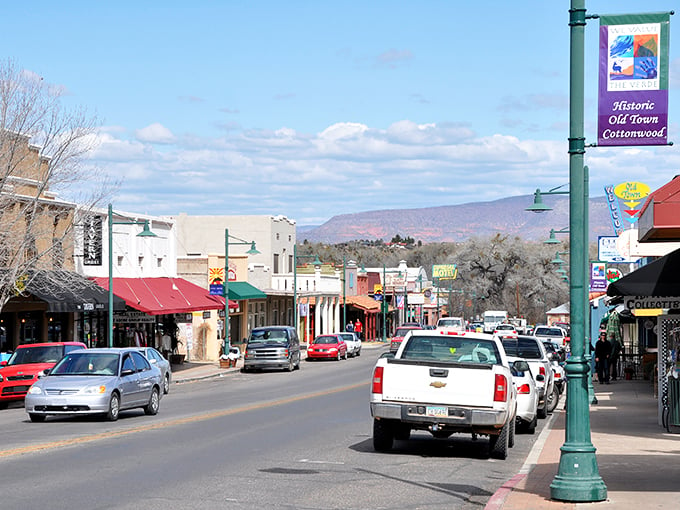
[135,123,177,144]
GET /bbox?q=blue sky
[3,1,679,225]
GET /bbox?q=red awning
[92,277,238,315]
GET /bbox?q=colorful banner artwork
[598,13,671,146]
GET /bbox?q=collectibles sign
[598,13,671,146]
[624,296,680,310]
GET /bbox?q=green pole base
[550,445,607,502]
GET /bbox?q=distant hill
[298,194,616,244]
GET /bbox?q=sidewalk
[488,378,680,509]
[170,340,389,384]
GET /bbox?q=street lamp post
[550,0,606,501]
[223,229,259,355]
[381,264,403,343]
[108,203,157,348]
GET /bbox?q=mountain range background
[297,194,623,244]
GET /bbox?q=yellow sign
[433,264,458,280]
[209,267,224,285]
[614,181,650,205]
[373,284,383,294]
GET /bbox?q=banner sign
[598,13,671,146]
[83,215,103,266]
[598,235,637,263]
[590,262,608,292]
[604,184,625,236]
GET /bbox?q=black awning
[25,270,126,313]
[607,247,680,297]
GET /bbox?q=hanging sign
[597,13,671,146]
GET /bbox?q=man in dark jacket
[595,332,612,384]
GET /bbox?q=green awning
[228,281,266,300]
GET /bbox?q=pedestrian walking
[354,319,362,340]
[595,331,612,384]
[610,334,622,381]
[345,322,354,333]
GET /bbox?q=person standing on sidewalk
[595,332,612,384]
[354,319,362,340]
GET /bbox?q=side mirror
[38,368,50,378]
[121,368,135,377]
[380,352,396,359]
[536,373,545,382]
[513,360,530,372]
[149,358,158,364]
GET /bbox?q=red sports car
[307,335,347,361]
[0,342,87,408]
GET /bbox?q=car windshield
[313,336,338,345]
[496,325,514,330]
[394,328,417,337]
[535,327,564,337]
[337,334,354,342]
[248,329,288,344]
[51,352,120,376]
[6,345,65,365]
[438,318,462,327]
[401,335,500,365]
[502,338,543,359]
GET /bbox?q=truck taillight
[372,366,384,394]
[517,383,531,394]
[539,366,546,376]
[494,374,508,402]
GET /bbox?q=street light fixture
[544,227,570,245]
[108,203,157,348]
[525,184,570,213]
[223,229,260,355]
[551,251,569,266]
[382,264,403,343]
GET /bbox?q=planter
[169,354,185,365]
[219,358,236,369]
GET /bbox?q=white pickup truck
[370,330,518,459]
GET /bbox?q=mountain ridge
[298,194,616,244]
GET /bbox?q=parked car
[493,324,518,338]
[541,341,566,393]
[307,334,347,361]
[24,348,163,422]
[501,336,556,419]
[243,326,301,372]
[0,342,87,409]
[389,326,422,353]
[511,359,541,434]
[135,346,172,394]
[533,326,568,347]
[336,332,361,357]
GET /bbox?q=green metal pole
[550,1,606,501]
[108,203,113,348]
[584,165,597,405]
[224,229,230,355]
[343,256,346,329]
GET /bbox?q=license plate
[426,406,448,417]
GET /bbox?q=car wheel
[526,415,537,435]
[343,350,348,360]
[337,351,341,361]
[489,421,509,459]
[29,413,46,423]
[356,348,361,357]
[287,357,294,372]
[373,419,394,452]
[163,373,170,394]
[106,392,120,421]
[394,424,411,441]
[508,415,516,448]
[537,397,548,419]
[294,354,300,370]
[144,388,160,416]
[547,386,560,414]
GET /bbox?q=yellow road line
[1,382,367,458]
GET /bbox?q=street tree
[0,59,112,315]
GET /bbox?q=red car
[307,334,347,361]
[390,326,422,353]
[0,342,87,408]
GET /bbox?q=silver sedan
[25,348,162,422]
[135,346,172,394]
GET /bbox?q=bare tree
[0,59,112,313]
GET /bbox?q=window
[276,233,280,240]
[288,255,293,273]
[157,257,163,268]
[138,256,144,267]
[131,351,151,371]
[273,254,279,273]
[117,255,123,267]
[122,355,136,373]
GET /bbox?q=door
[119,353,141,408]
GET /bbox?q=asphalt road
[0,349,551,509]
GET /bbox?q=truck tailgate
[381,361,497,408]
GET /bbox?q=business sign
[607,268,623,282]
[590,262,608,292]
[614,181,650,225]
[83,215,103,266]
[598,236,637,263]
[598,13,671,146]
[432,264,458,280]
[209,267,225,296]
[624,296,680,310]
[604,184,625,236]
